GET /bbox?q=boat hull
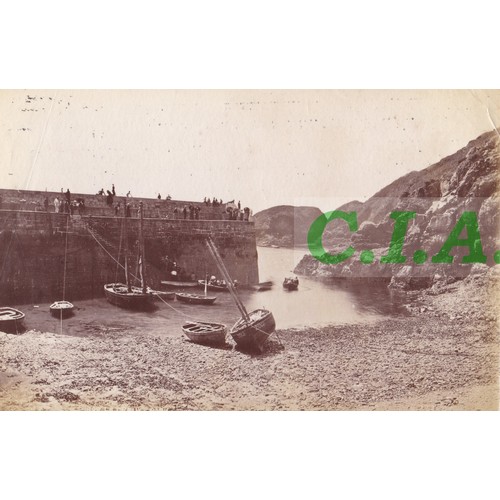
[283,282,299,291]
[104,284,155,309]
[0,307,25,333]
[230,309,276,352]
[182,321,227,346]
[175,293,217,305]
[50,301,74,318]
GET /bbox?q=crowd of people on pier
[4,185,252,223]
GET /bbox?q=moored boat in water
[161,280,198,288]
[175,292,217,305]
[0,307,25,333]
[49,301,74,318]
[197,279,237,292]
[104,283,154,309]
[283,277,299,291]
[251,281,273,292]
[182,321,227,345]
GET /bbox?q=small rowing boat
[50,301,74,318]
[175,292,217,305]
[0,307,25,333]
[197,279,237,292]
[252,281,273,292]
[182,321,227,346]
[230,308,276,353]
[283,277,299,291]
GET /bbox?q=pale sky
[1,90,499,212]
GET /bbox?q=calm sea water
[17,247,408,337]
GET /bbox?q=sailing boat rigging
[104,201,154,309]
[205,236,276,352]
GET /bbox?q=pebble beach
[1,273,498,411]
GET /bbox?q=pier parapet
[0,188,239,220]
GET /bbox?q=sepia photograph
[0,89,498,411]
[2,2,500,498]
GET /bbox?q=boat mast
[205,237,250,322]
[139,201,147,293]
[124,207,131,292]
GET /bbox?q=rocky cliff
[295,130,500,288]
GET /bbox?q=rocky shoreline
[1,271,497,411]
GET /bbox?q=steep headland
[295,129,500,286]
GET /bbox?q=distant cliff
[295,130,500,287]
[253,205,324,247]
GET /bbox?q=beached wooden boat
[230,308,276,352]
[49,300,74,317]
[0,307,25,333]
[204,236,278,353]
[283,277,299,291]
[175,292,217,305]
[161,280,198,288]
[197,279,237,292]
[182,321,227,345]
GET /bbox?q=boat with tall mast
[205,237,276,352]
[104,201,154,309]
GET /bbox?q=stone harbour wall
[0,210,259,304]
